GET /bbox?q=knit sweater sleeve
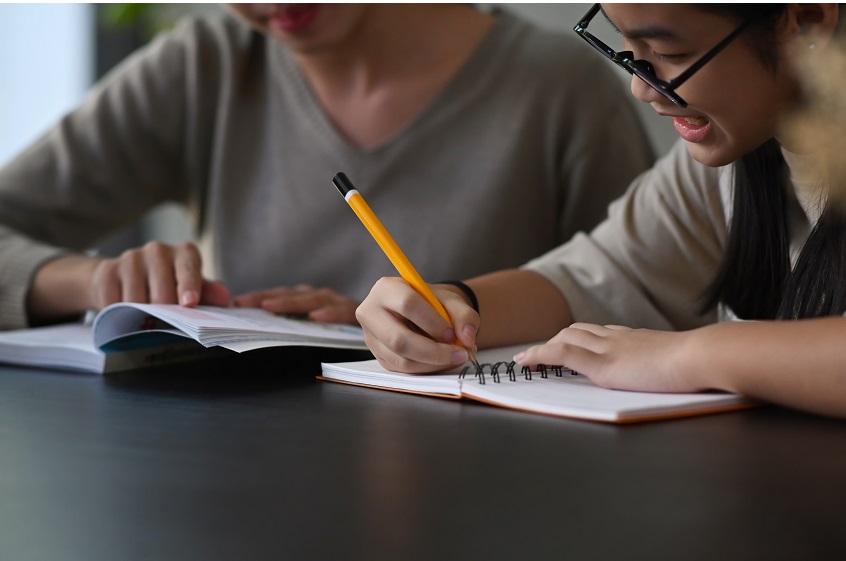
[0,14,248,329]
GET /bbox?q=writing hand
[233,284,359,325]
[355,277,479,373]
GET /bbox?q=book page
[0,324,104,372]
[93,303,367,350]
[320,361,462,396]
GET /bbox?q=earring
[809,43,817,50]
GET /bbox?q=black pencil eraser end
[333,172,354,196]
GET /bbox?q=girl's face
[227,4,369,54]
[601,4,798,167]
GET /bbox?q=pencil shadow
[102,346,374,397]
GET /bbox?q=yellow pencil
[333,172,479,367]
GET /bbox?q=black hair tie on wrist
[438,280,479,315]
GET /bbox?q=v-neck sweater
[0,10,654,329]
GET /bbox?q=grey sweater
[0,11,654,329]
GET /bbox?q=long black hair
[699,5,846,320]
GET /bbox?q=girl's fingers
[515,323,614,371]
[360,278,455,344]
[358,283,467,372]
[514,340,595,372]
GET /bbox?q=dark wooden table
[2,347,845,561]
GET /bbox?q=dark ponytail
[700,5,846,320]
[701,140,791,319]
[779,204,846,318]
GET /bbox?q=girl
[356,4,846,419]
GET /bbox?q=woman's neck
[292,5,494,149]
[295,5,493,94]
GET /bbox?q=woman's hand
[514,323,704,393]
[28,241,231,324]
[89,241,231,309]
[233,284,359,325]
[356,277,480,373]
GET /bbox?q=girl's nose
[630,75,666,105]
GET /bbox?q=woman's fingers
[87,241,226,310]
[171,242,204,306]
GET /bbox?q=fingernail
[451,348,469,364]
[462,324,477,341]
[181,290,198,306]
[443,328,456,343]
[513,351,525,362]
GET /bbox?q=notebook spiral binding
[459,362,579,385]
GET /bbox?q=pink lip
[270,4,320,33]
[672,116,711,143]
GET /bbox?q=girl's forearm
[683,317,846,419]
[466,269,572,349]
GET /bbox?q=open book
[320,345,757,424]
[0,302,368,374]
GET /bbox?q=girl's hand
[234,284,359,325]
[514,323,705,393]
[356,277,480,373]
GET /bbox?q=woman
[0,4,652,329]
[356,4,846,419]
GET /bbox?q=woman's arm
[26,243,232,326]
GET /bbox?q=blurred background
[0,3,676,254]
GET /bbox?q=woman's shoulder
[487,10,637,105]
[144,10,264,62]
[494,12,614,74]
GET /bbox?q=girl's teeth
[685,116,708,127]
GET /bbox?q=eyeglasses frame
[573,3,755,108]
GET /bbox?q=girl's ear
[781,4,839,54]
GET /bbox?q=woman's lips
[270,4,321,33]
[672,116,711,143]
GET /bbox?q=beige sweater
[525,140,817,329]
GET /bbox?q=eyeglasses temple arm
[574,3,602,34]
[668,17,755,89]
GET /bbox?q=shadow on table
[102,346,374,396]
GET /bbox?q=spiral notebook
[319,344,758,424]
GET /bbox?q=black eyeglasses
[573,3,754,108]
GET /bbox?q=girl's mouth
[672,115,711,143]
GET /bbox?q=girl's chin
[684,141,737,169]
